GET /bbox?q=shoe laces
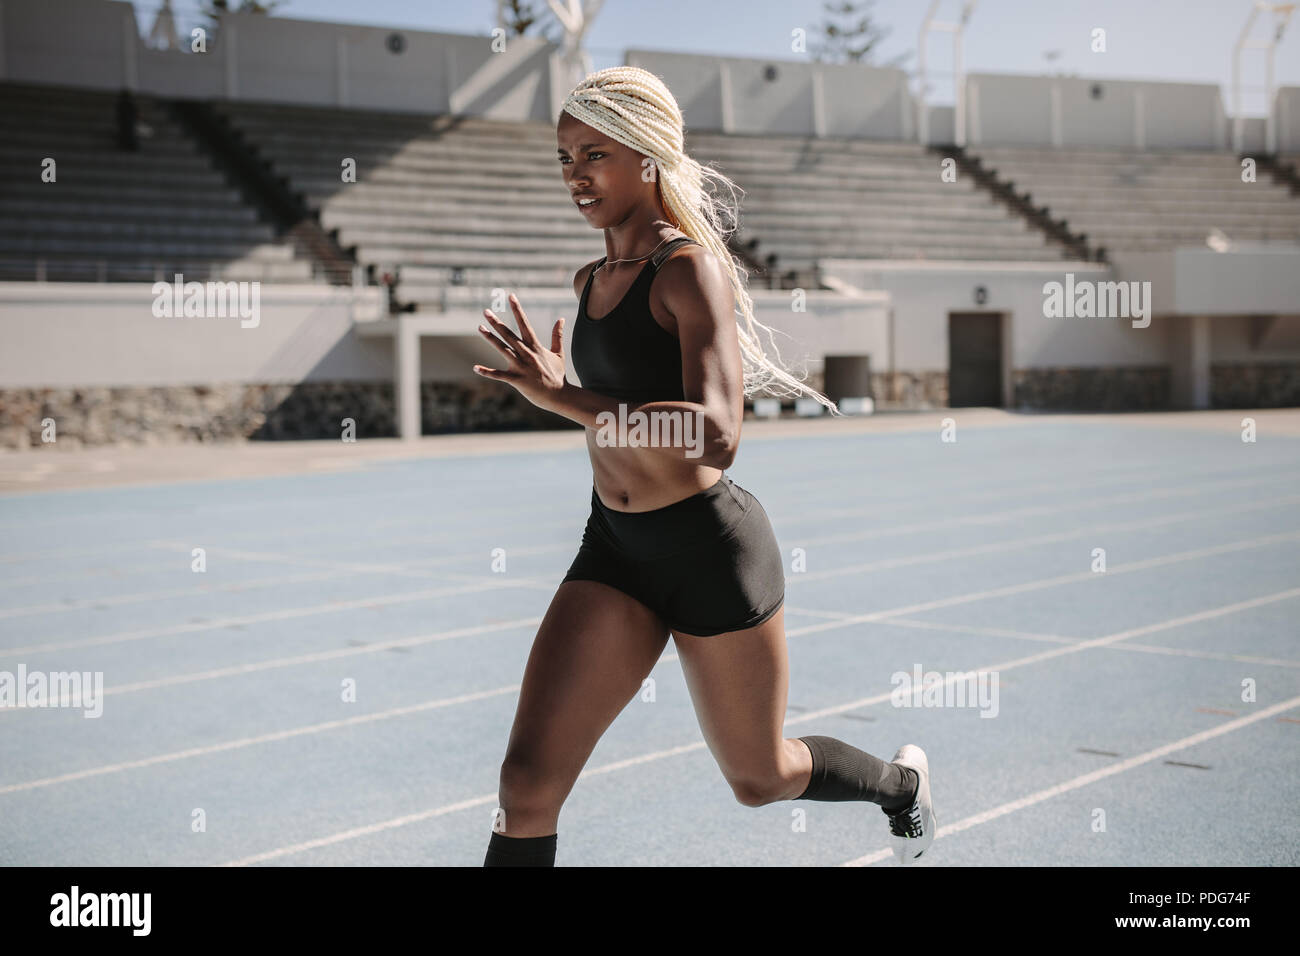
[884,801,922,838]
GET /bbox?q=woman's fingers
[478,322,518,361]
[483,307,527,351]
[472,364,517,381]
[507,293,541,348]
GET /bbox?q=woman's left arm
[475,255,743,469]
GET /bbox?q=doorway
[948,312,1004,407]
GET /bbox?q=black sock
[795,735,918,812]
[483,830,558,867]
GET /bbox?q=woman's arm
[474,250,743,469]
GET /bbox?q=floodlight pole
[545,0,606,94]
[917,0,977,146]
[1232,1,1295,153]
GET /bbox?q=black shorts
[561,473,785,636]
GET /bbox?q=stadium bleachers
[968,146,1300,255]
[212,102,1074,304]
[685,131,1071,267]
[8,84,1298,294]
[0,83,315,282]
[213,103,583,298]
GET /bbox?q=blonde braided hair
[561,65,841,415]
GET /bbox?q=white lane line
[5,530,1296,704]
[788,491,1300,581]
[789,609,1300,667]
[877,616,1300,667]
[1102,641,1300,668]
[211,585,1300,866]
[0,684,522,795]
[0,579,538,658]
[0,567,376,620]
[133,470,1300,578]
[0,513,580,587]
[783,587,1300,724]
[786,608,1080,645]
[785,530,1300,637]
[6,474,1295,655]
[839,693,1300,866]
[784,469,1292,532]
[1,455,1286,565]
[0,618,542,705]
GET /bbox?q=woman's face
[556,110,658,229]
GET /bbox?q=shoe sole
[889,744,935,864]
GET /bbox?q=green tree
[200,0,286,32]
[810,0,911,68]
[499,0,563,44]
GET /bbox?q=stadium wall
[815,259,1300,411]
[0,283,892,447]
[965,73,1227,150]
[0,282,566,446]
[2,2,1287,149]
[0,0,557,120]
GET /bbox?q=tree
[809,0,911,68]
[498,0,564,44]
[200,0,286,32]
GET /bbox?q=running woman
[472,66,935,866]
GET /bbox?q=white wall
[1,1,1282,149]
[0,282,887,390]
[627,48,911,139]
[435,287,892,386]
[1119,248,1300,317]
[0,283,386,387]
[968,73,1225,150]
[819,259,1171,373]
[0,0,557,120]
[1275,87,1300,154]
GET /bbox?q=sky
[133,0,1300,114]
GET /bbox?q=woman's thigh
[501,579,671,795]
[670,605,792,796]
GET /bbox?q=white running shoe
[880,744,935,864]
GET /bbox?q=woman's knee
[497,749,571,816]
[726,767,790,808]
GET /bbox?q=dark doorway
[948,312,1003,407]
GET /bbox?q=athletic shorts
[561,473,785,637]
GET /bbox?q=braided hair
[561,65,841,415]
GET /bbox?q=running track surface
[2,409,1298,866]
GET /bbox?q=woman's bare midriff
[588,433,722,512]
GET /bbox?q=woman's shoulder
[572,257,605,298]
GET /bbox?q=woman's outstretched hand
[473,292,568,412]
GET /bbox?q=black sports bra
[571,236,699,403]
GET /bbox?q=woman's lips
[577,198,602,212]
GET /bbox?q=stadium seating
[967,145,1300,255]
[212,103,1071,304]
[10,83,1298,293]
[0,82,314,282]
[684,130,1070,267]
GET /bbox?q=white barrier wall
[626,48,912,139]
[0,0,557,120]
[1276,87,1300,154]
[968,73,1225,150]
[1118,248,1300,317]
[1,1,1280,149]
[0,283,386,387]
[0,283,888,390]
[819,259,1170,372]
